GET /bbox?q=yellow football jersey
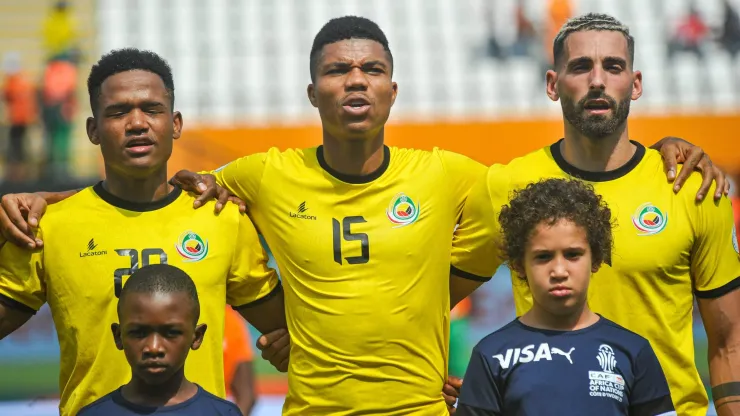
[451,140,740,416]
[0,183,279,416]
[214,145,485,415]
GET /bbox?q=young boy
[456,179,676,416]
[78,264,242,415]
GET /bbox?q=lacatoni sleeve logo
[386,192,420,228]
[175,231,209,262]
[632,203,668,236]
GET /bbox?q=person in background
[42,1,79,62]
[39,53,77,180]
[449,297,473,378]
[2,52,36,182]
[223,306,257,415]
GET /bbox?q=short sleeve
[226,213,281,308]
[690,188,740,298]
[451,165,509,281]
[210,152,268,209]
[0,231,46,313]
[628,342,675,416]
[438,150,488,221]
[458,345,503,414]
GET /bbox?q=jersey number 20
[333,216,369,265]
[113,248,168,297]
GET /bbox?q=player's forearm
[0,302,33,340]
[237,290,287,335]
[450,273,486,310]
[709,344,740,415]
[38,189,80,205]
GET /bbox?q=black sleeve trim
[629,395,675,416]
[695,276,740,299]
[455,404,500,416]
[451,266,492,282]
[232,280,283,310]
[0,293,37,315]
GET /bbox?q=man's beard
[561,91,631,139]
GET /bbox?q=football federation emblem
[632,203,667,236]
[386,192,420,228]
[175,231,209,262]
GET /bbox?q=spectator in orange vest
[223,306,257,415]
[40,55,77,180]
[2,52,37,182]
[544,0,573,66]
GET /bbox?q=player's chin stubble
[561,94,631,139]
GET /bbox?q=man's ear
[307,84,318,108]
[87,117,99,145]
[546,70,559,102]
[192,324,207,350]
[111,323,123,350]
[172,111,183,140]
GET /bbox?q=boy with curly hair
[456,178,675,416]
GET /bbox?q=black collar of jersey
[316,145,391,184]
[550,138,645,182]
[93,181,183,212]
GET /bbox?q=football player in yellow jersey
[0,48,286,416]
[450,13,740,416]
[0,17,728,416]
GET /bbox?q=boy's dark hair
[118,264,200,324]
[87,48,175,114]
[309,15,393,82]
[553,13,635,70]
[499,178,613,280]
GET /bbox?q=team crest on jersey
[589,344,625,403]
[175,231,209,262]
[386,192,420,228]
[632,203,668,236]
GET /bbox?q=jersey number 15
[333,216,369,265]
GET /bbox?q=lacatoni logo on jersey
[589,344,625,403]
[79,238,107,258]
[386,192,420,228]
[175,231,209,262]
[632,203,668,236]
[492,343,574,369]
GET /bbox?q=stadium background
[0,0,739,414]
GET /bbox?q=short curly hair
[87,48,175,114]
[118,264,200,324]
[498,178,614,280]
[309,15,393,82]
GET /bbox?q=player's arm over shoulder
[208,150,275,207]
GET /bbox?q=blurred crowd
[481,0,740,70]
[2,1,80,184]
